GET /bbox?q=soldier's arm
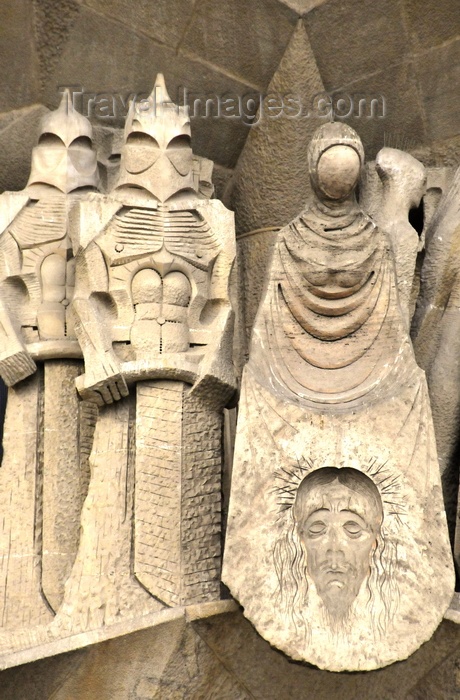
[0,296,37,385]
[0,233,36,386]
[71,242,128,405]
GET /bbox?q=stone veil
[223,122,454,672]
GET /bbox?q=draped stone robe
[223,200,454,672]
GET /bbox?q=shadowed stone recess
[0,614,460,699]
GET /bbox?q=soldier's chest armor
[9,197,69,279]
[99,206,219,273]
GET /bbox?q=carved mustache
[317,561,355,575]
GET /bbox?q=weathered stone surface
[420,167,456,237]
[303,0,410,90]
[235,229,280,366]
[228,21,325,353]
[212,162,233,202]
[223,123,454,671]
[0,373,53,629]
[197,614,460,700]
[0,105,49,193]
[412,167,460,544]
[278,0,328,14]
[374,148,426,324]
[335,60,426,160]
[410,135,460,169]
[0,0,40,111]
[33,0,80,90]
[41,361,93,613]
[361,159,454,327]
[414,38,460,144]
[91,123,124,193]
[404,0,460,50]
[180,0,298,89]
[1,611,460,699]
[81,0,195,49]
[230,20,324,236]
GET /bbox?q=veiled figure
[223,123,453,672]
[253,124,411,405]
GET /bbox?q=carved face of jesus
[294,470,382,617]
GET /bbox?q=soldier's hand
[0,349,37,386]
[75,350,129,406]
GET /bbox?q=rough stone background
[0,0,459,192]
[0,0,459,696]
[2,613,460,699]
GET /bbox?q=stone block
[81,0,196,49]
[414,38,460,144]
[180,0,298,89]
[304,0,410,90]
[0,105,50,193]
[193,614,460,700]
[33,0,80,90]
[0,0,40,110]
[404,0,460,51]
[336,60,426,160]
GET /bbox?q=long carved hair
[273,467,399,640]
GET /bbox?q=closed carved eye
[343,520,363,537]
[306,520,327,538]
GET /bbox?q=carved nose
[325,530,345,566]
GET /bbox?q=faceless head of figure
[308,123,364,204]
[27,90,99,194]
[293,467,383,617]
[116,74,197,203]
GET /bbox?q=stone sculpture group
[223,122,453,670]
[0,76,457,673]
